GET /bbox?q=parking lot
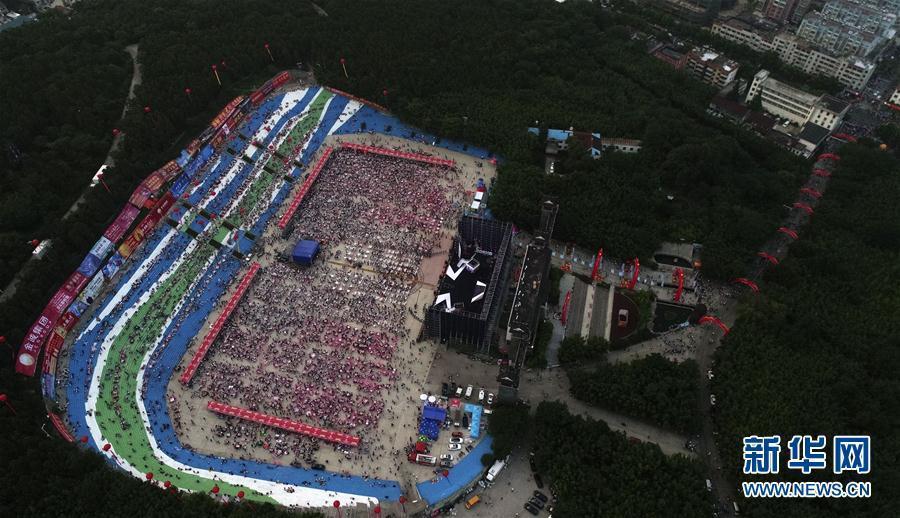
[464,447,553,517]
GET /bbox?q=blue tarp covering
[423,405,447,422]
[176,149,192,168]
[416,436,493,506]
[170,172,191,197]
[77,253,102,277]
[465,403,483,439]
[292,239,319,266]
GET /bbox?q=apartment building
[685,47,740,89]
[712,17,876,89]
[746,69,849,130]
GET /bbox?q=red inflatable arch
[793,202,814,215]
[812,168,831,178]
[778,227,799,240]
[673,267,685,302]
[757,251,779,265]
[591,248,604,282]
[818,153,841,161]
[800,187,822,199]
[698,315,730,335]
[732,277,760,292]
[627,257,640,290]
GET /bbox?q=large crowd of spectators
[184,149,467,472]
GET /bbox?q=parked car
[533,490,548,503]
[534,473,544,489]
[440,454,453,461]
[455,386,463,397]
[478,389,485,402]
[440,460,453,468]
[441,383,450,397]
[450,437,464,444]
[448,444,462,451]
[524,502,540,515]
[452,431,464,438]
[529,497,545,510]
[487,392,494,406]
[465,385,473,399]
[617,308,629,328]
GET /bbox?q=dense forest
[713,143,900,517]
[568,354,701,434]
[0,0,894,516]
[531,401,709,517]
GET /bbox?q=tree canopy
[713,144,900,517]
[531,401,709,517]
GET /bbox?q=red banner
[128,183,153,208]
[157,160,182,183]
[118,229,145,258]
[141,171,166,193]
[16,312,55,376]
[57,311,79,334]
[271,71,290,89]
[326,87,388,113]
[62,271,89,294]
[48,413,74,443]
[46,288,76,318]
[41,331,65,374]
[103,204,141,242]
[210,95,245,130]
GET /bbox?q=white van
[706,479,712,491]
[465,385,473,399]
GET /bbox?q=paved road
[62,43,142,221]
[0,44,142,304]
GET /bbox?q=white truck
[486,458,506,482]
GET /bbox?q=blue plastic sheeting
[68,299,88,317]
[464,403,483,439]
[102,253,124,279]
[419,419,441,441]
[292,239,319,265]
[77,253,102,277]
[334,105,494,160]
[176,149,192,168]
[188,216,211,235]
[416,436,493,506]
[170,172,191,197]
[423,405,447,422]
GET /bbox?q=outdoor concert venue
[19,71,499,510]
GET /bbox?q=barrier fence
[339,142,455,167]
[180,262,261,385]
[277,146,334,229]
[207,400,361,447]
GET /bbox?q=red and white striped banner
[180,263,261,384]
[207,400,360,447]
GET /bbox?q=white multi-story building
[712,18,876,90]
[746,70,849,130]
[889,87,900,106]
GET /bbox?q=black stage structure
[424,216,513,354]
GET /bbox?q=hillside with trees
[0,0,878,515]
[532,401,709,517]
[568,354,701,434]
[713,143,900,517]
